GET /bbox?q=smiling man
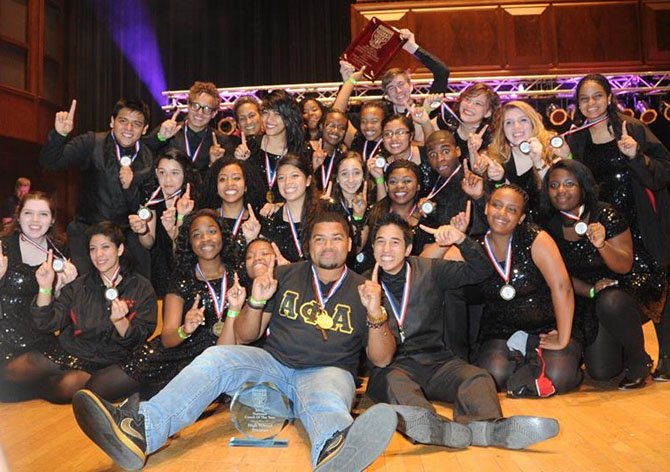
[72,207,399,472]
[39,98,153,277]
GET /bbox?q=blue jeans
[139,345,356,466]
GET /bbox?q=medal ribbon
[483,231,513,284]
[101,265,121,288]
[144,186,182,208]
[561,114,609,138]
[230,207,245,237]
[560,204,585,222]
[286,206,303,258]
[19,233,66,260]
[264,151,278,190]
[196,264,227,321]
[426,164,462,201]
[311,265,349,310]
[440,102,466,127]
[184,124,205,163]
[112,135,140,165]
[320,149,337,189]
[363,139,383,161]
[381,263,412,341]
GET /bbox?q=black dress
[0,233,52,361]
[120,269,232,397]
[475,223,578,342]
[545,203,666,338]
[147,200,176,297]
[259,211,305,263]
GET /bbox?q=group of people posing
[1,29,669,471]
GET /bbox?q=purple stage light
[91,0,167,105]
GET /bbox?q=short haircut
[371,212,413,247]
[112,98,150,126]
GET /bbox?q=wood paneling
[351,1,670,75]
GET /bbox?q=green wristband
[348,76,358,86]
[375,176,384,185]
[352,214,364,222]
[177,325,191,339]
[247,296,266,309]
[227,309,240,319]
[177,214,184,222]
[588,286,596,299]
[39,287,53,295]
[156,132,167,142]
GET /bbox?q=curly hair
[201,157,264,211]
[487,101,555,167]
[172,209,239,281]
[331,151,371,204]
[188,81,221,109]
[261,89,306,155]
[366,159,422,232]
[299,94,327,140]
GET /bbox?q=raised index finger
[171,109,179,121]
[247,204,257,221]
[621,121,628,137]
[67,99,77,119]
[418,224,437,235]
[192,293,201,309]
[184,183,191,198]
[464,200,472,222]
[241,131,247,146]
[47,249,53,265]
[477,124,489,138]
[211,131,218,145]
[371,262,379,284]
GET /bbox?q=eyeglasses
[189,102,216,114]
[382,129,410,139]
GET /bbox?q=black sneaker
[652,356,670,382]
[394,405,471,449]
[72,389,147,470]
[468,416,559,450]
[315,403,397,472]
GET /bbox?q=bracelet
[39,287,53,295]
[594,241,606,250]
[176,214,184,222]
[226,309,240,319]
[366,318,387,329]
[177,325,191,339]
[348,76,358,86]
[352,214,364,222]
[156,132,167,142]
[588,286,596,299]
[375,176,384,185]
[366,306,388,325]
[567,152,573,160]
[247,296,267,309]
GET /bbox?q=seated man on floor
[366,212,560,449]
[71,208,399,472]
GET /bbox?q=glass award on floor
[229,381,292,447]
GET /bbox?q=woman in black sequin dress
[3,222,156,402]
[540,160,665,389]
[474,185,582,394]
[129,149,199,297]
[88,210,242,400]
[0,192,77,363]
[259,153,316,263]
[565,73,670,380]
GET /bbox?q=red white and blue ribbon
[363,139,383,161]
[426,164,462,201]
[286,206,303,258]
[196,264,227,321]
[560,204,585,222]
[144,186,182,208]
[184,124,205,163]
[483,230,513,284]
[381,262,412,342]
[320,149,337,189]
[112,136,140,165]
[19,233,65,260]
[311,265,349,309]
[264,151,278,191]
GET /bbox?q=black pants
[366,355,502,424]
[67,220,150,279]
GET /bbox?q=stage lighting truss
[162,71,670,114]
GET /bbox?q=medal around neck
[229,382,292,448]
[518,141,531,154]
[105,287,119,301]
[52,258,65,273]
[266,190,275,203]
[550,135,564,149]
[137,207,152,221]
[421,201,435,215]
[375,156,386,168]
[120,156,132,167]
[500,283,516,301]
[574,221,588,236]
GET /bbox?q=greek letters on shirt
[277,290,354,335]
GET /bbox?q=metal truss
[161,71,670,113]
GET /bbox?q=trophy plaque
[229,381,292,447]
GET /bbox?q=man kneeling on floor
[72,208,399,471]
[366,213,560,449]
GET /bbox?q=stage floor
[1,323,669,472]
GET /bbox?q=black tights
[2,351,91,403]
[476,338,583,393]
[85,364,140,401]
[586,288,649,379]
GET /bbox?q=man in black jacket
[366,212,560,449]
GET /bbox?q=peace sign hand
[55,99,77,136]
[467,124,488,154]
[312,139,327,170]
[450,200,471,234]
[250,256,278,302]
[271,242,290,267]
[242,204,262,243]
[35,250,56,290]
[460,159,485,199]
[420,224,466,247]
[357,263,382,313]
[158,109,182,140]
[618,121,639,159]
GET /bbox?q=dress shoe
[652,356,670,382]
[618,358,652,390]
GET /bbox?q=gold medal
[212,320,224,336]
[316,311,334,330]
[266,190,275,203]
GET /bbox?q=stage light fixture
[546,103,568,127]
[635,100,657,124]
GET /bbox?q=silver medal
[518,141,531,154]
[375,157,386,168]
[356,252,365,263]
[105,287,119,301]
[52,258,65,273]
[429,100,442,110]
[574,221,588,236]
[421,201,435,215]
[500,284,516,301]
[137,207,152,221]
[550,135,564,149]
[120,156,132,167]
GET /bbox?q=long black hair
[262,89,306,155]
[202,157,264,211]
[573,73,624,138]
[539,159,600,220]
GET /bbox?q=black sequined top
[544,203,666,330]
[476,223,562,342]
[0,233,51,361]
[259,211,305,263]
[147,200,175,297]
